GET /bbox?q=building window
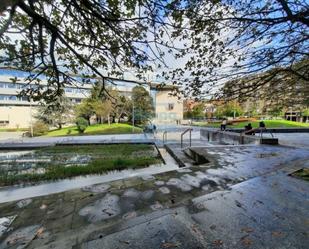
[167,103,174,110]
[0,120,9,126]
[8,83,16,88]
[65,87,73,93]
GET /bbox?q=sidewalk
[0,144,308,248]
[0,133,156,149]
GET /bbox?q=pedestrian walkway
[0,144,308,248]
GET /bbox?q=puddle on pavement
[79,194,121,222]
[16,199,32,208]
[0,224,41,248]
[82,184,111,193]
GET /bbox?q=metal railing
[259,128,274,138]
[163,131,167,144]
[181,128,193,148]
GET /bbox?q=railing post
[181,128,193,149]
[163,131,167,144]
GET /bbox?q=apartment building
[0,69,183,128]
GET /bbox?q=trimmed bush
[76,117,88,133]
[32,121,49,136]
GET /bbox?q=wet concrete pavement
[274,133,309,148]
[0,144,308,249]
[0,132,24,142]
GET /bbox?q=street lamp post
[132,101,135,132]
[30,99,33,137]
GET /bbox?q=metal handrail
[163,131,167,144]
[181,128,193,148]
[259,128,274,139]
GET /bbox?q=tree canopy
[130,86,154,124]
[169,0,309,98]
[0,0,308,100]
[35,95,73,128]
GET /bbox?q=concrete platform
[200,128,279,145]
[0,144,308,248]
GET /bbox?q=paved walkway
[0,144,308,249]
[0,132,23,141]
[0,126,202,149]
[262,132,309,148]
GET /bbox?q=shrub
[76,117,88,133]
[31,121,49,136]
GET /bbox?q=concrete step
[183,148,209,165]
[164,144,196,167]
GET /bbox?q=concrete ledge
[200,128,278,145]
[260,138,279,145]
[225,127,309,133]
[0,140,156,150]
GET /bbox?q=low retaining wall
[0,140,156,150]
[200,128,278,145]
[226,128,309,133]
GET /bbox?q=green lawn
[0,128,28,132]
[46,123,142,136]
[194,120,309,129]
[0,144,162,186]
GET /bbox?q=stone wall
[200,128,278,145]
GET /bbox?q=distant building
[150,84,183,124]
[284,111,309,123]
[0,69,183,128]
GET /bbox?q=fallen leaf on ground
[240,237,252,246]
[36,227,44,237]
[212,240,223,246]
[161,242,180,248]
[272,231,283,237]
[191,224,198,233]
[241,227,254,233]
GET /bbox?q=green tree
[268,106,284,117]
[75,98,94,125]
[0,1,307,100]
[111,93,131,123]
[170,1,309,98]
[184,111,193,119]
[76,117,88,133]
[302,108,309,117]
[92,99,112,125]
[215,101,243,118]
[191,103,205,119]
[0,0,186,101]
[130,86,154,125]
[36,96,73,129]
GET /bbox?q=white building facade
[0,69,183,128]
